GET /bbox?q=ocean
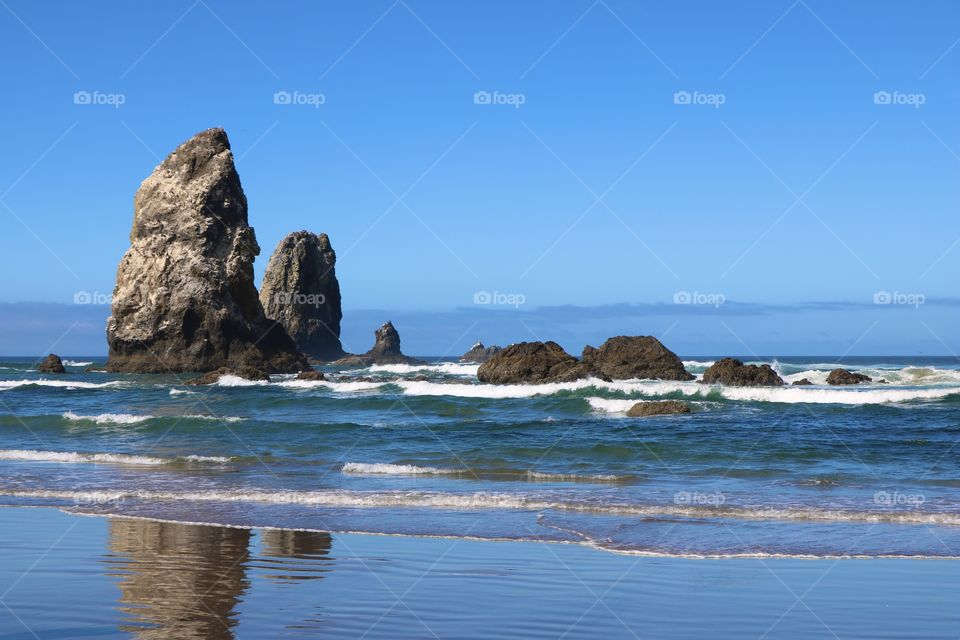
[1,355,959,560]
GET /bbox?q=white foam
[587,398,642,413]
[10,488,959,526]
[369,363,480,376]
[716,385,960,404]
[62,412,244,424]
[682,360,715,368]
[62,360,93,367]
[276,379,385,392]
[342,462,462,476]
[0,449,230,466]
[0,379,122,391]
[169,388,197,396]
[525,471,625,483]
[214,375,268,387]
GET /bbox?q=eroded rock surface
[701,358,784,386]
[334,322,424,366]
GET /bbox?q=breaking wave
[0,449,230,466]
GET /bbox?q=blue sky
[1,1,958,355]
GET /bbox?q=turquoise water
[1,356,959,558]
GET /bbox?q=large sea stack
[105,128,309,373]
[260,231,344,361]
[335,321,424,366]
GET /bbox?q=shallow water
[0,356,959,558]
[1,507,958,639]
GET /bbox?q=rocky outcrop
[184,366,270,385]
[105,128,309,374]
[296,370,326,381]
[37,354,65,374]
[826,368,872,385]
[460,342,502,363]
[626,400,690,417]
[334,322,424,366]
[701,358,783,386]
[476,341,590,384]
[260,231,344,361]
[580,336,693,381]
[792,378,813,386]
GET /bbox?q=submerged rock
[334,322,424,366]
[460,342,502,363]
[105,128,309,374]
[476,341,589,384]
[826,368,872,385]
[701,358,783,386]
[792,378,813,386]
[184,366,270,386]
[37,354,65,374]
[580,336,693,381]
[296,370,326,381]
[626,400,690,417]
[260,231,344,361]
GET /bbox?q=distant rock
[701,358,784,386]
[877,379,889,384]
[460,342,502,363]
[334,322,424,366]
[184,366,270,386]
[476,341,590,384]
[105,128,309,374]
[260,231,344,361]
[792,378,813,386]
[37,354,65,374]
[826,368,872,385]
[296,370,326,381]
[580,336,693,381]
[626,400,690,417]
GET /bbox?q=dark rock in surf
[701,358,784,386]
[184,366,271,385]
[826,368,872,385]
[296,370,326,381]
[580,336,693,381]
[37,354,66,374]
[105,128,309,374]
[476,341,589,384]
[260,231,345,361]
[626,400,691,417]
[792,378,813,386]
[460,342,502,363]
[334,321,424,366]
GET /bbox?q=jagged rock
[296,370,326,381]
[702,358,783,386]
[460,342,502,363]
[260,231,344,361]
[37,354,65,374]
[826,368,872,385]
[184,366,270,385]
[626,400,691,417]
[105,128,309,374]
[792,378,813,386]
[580,336,693,381]
[476,341,590,384]
[334,322,424,366]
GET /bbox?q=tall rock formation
[105,128,309,373]
[259,231,344,361]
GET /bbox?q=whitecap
[0,449,230,466]
[342,462,463,476]
[368,362,480,376]
[0,379,122,391]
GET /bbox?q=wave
[62,360,93,367]
[524,471,627,483]
[368,363,480,376]
[0,379,122,391]
[0,449,229,466]
[62,412,245,425]
[8,487,959,525]
[342,462,463,476]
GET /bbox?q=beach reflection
[103,519,331,639]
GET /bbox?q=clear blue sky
[1,1,958,355]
